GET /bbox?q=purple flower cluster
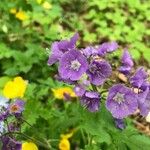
[0,99,25,149]
[48,33,150,128]
[48,33,114,112]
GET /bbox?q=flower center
[113,93,124,104]
[10,104,19,113]
[70,59,81,71]
[89,64,97,73]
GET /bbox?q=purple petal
[58,49,88,81]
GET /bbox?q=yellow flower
[59,130,75,150]
[10,8,17,14]
[3,76,28,99]
[22,142,38,150]
[59,138,70,150]
[61,132,73,139]
[15,10,27,21]
[42,1,52,9]
[52,87,76,100]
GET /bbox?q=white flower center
[70,59,81,71]
[114,93,124,104]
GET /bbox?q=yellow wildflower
[22,142,38,150]
[42,1,52,9]
[61,132,73,139]
[3,76,28,99]
[59,138,70,150]
[10,8,17,14]
[52,87,76,100]
[59,130,75,150]
[15,10,27,21]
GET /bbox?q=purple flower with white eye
[8,100,25,116]
[130,67,148,89]
[48,33,79,65]
[82,46,98,58]
[87,60,112,86]
[119,49,133,75]
[80,91,100,112]
[58,49,88,81]
[98,42,118,56]
[106,84,138,119]
[114,118,126,130]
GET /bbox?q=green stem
[21,117,33,128]
[91,84,98,92]
[101,90,108,95]
[81,129,86,145]
[44,138,52,149]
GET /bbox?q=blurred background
[0,0,150,81]
[0,0,150,149]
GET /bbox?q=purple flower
[80,91,100,112]
[119,66,132,75]
[140,82,150,91]
[0,111,9,121]
[48,33,79,65]
[1,136,22,150]
[8,122,20,132]
[74,84,86,97]
[98,42,118,56]
[138,88,150,116]
[8,100,25,116]
[119,49,133,75]
[82,46,98,58]
[121,49,133,67]
[87,60,112,85]
[114,118,126,130]
[58,49,88,81]
[54,74,76,85]
[106,84,138,119]
[130,67,148,89]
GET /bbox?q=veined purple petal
[80,91,100,112]
[138,88,150,116]
[87,60,112,85]
[106,84,138,119]
[74,84,86,97]
[82,46,98,58]
[58,49,88,81]
[98,41,118,56]
[121,49,133,67]
[130,67,148,88]
[48,33,79,66]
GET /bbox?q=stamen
[114,93,124,104]
[70,59,81,71]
